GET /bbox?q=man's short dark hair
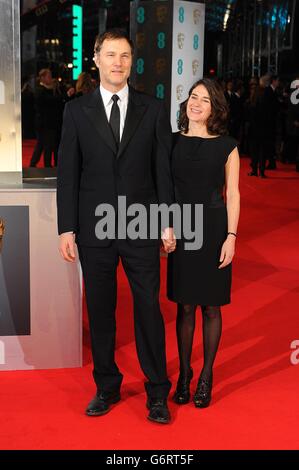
[271,75,279,83]
[94,28,134,55]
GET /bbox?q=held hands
[59,233,76,262]
[219,235,236,269]
[161,227,176,254]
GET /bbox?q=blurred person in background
[264,75,280,170]
[283,79,299,171]
[30,69,64,167]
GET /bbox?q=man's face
[273,78,280,89]
[227,81,233,92]
[94,38,132,91]
[42,71,52,86]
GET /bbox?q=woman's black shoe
[173,368,193,405]
[193,376,212,408]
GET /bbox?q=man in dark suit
[57,29,175,424]
[264,75,280,169]
[30,69,64,168]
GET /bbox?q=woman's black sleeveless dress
[167,133,238,306]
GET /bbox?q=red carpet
[0,143,298,450]
[22,140,44,168]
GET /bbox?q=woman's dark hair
[178,78,229,136]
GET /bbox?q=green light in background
[72,5,82,80]
[101,0,113,7]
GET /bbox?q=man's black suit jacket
[264,86,279,135]
[57,86,174,247]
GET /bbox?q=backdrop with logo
[0,189,82,371]
[171,1,205,130]
[0,206,30,337]
[130,0,205,131]
[0,0,22,184]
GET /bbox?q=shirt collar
[100,83,129,107]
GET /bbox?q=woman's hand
[218,235,236,269]
[162,228,176,253]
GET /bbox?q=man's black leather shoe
[146,398,171,424]
[85,391,120,416]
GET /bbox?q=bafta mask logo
[156,58,167,75]
[192,59,200,76]
[177,33,185,50]
[135,83,146,93]
[156,5,168,23]
[136,32,145,49]
[193,9,201,25]
[0,219,5,253]
[176,85,184,101]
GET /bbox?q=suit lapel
[82,88,117,154]
[117,87,148,159]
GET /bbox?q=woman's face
[186,84,212,125]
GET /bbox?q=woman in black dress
[167,79,240,408]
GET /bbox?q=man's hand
[161,227,176,254]
[59,233,76,262]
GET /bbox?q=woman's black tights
[176,304,222,380]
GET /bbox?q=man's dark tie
[109,94,120,146]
